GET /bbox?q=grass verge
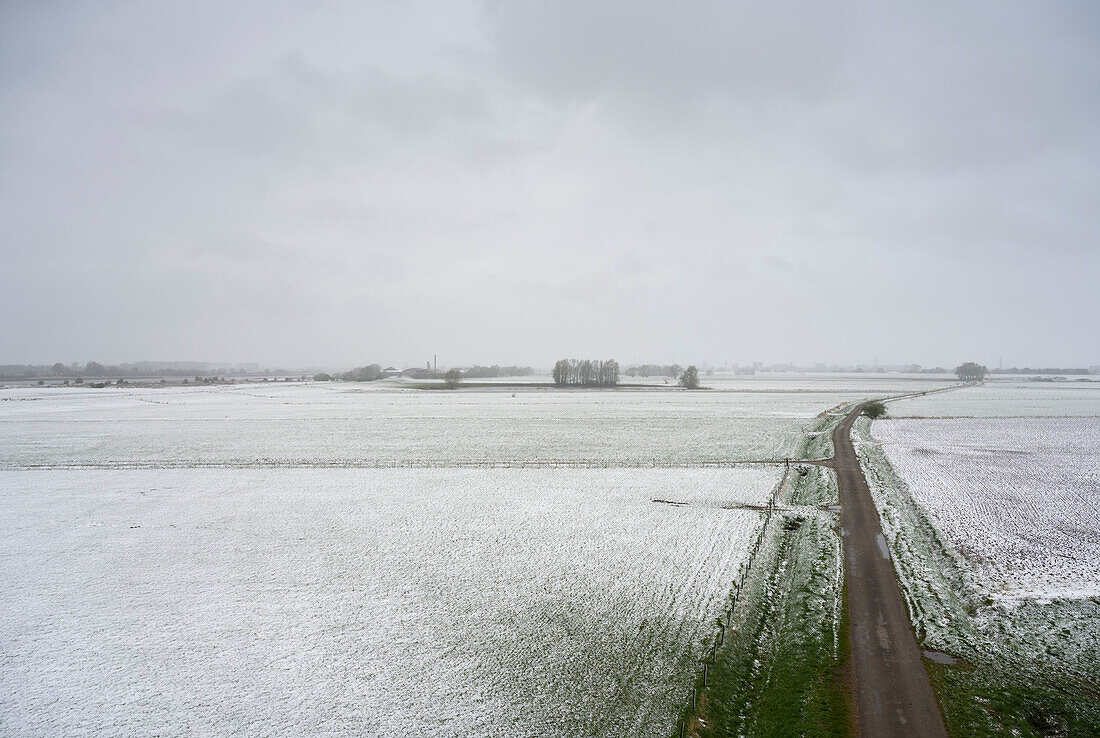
[676,415,853,737]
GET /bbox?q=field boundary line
[677,462,791,736]
[1,458,833,471]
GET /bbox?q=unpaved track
[834,403,948,737]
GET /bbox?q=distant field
[886,380,1100,417]
[0,383,887,467]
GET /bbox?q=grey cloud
[1,1,1097,368]
[491,1,855,108]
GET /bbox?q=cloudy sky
[2,1,1098,369]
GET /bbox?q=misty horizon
[3,2,1098,369]
[3,357,1094,377]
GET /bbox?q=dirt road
[834,403,948,737]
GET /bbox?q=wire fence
[676,461,792,737]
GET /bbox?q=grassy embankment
[856,416,1100,737]
[677,414,853,737]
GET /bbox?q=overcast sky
[2,1,1098,369]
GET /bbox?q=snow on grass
[0,467,776,737]
[888,381,1100,417]
[873,417,1100,599]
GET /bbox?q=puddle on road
[923,649,957,665]
[875,533,891,560]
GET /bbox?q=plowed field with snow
[873,417,1100,599]
[0,467,774,736]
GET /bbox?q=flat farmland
[0,467,774,736]
[886,380,1100,418]
[878,381,1100,599]
[0,376,951,736]
[861,381,1100,734]
[873,416,1100,599]
[0,383,872,468]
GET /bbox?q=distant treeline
[0,361,261,380]
[324,364,384,382]
[624,363,682,378]
[314,363,534,382]
[552,359,619,386]
[463,365,534,378]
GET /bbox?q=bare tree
[552,358,620,387]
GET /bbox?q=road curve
[834,403,948,737]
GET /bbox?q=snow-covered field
[873,417,1100,599]
[0,383,872,468]
[0,382,843,736]
[887,380,1100,417]
[875,381,1100,601]
[0,467,774,736]
[0,377,954,735]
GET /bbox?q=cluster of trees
[337,364,383,382]
[552,359,620,386]
[624,364,683,378]
[954,362,989,382]
[314,365,383,382]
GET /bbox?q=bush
[445,368,463,389]
[862,401,887,419]
[679,365,700,389]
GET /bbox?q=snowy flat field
[0,377,946,735]
[887,380,1100,417]
[879,381,1100,599]
[874,417,1100,599]
[0,383,875,468]
[0,467,772,736]
[703,373,957,394]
